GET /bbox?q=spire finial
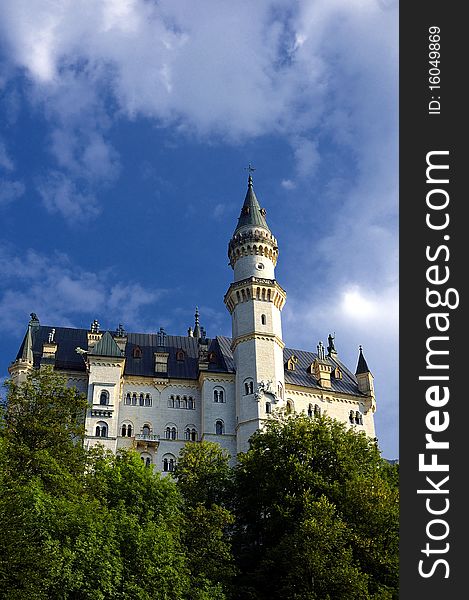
[245,163,256,185]
[193,307,201,339]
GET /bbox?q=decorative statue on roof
[327,333,336,355]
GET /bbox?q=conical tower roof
[355,346,371,375]
[233,175,270,235]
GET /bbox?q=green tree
[232,414,399,600]
[174,441,236,599]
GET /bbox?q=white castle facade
[9,175,376,471]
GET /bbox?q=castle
[9,175,376,471]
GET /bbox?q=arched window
[139,393,144,406]
[191,428,197,441]
[132,393,137,406]
[142,424,151,437]
[314,404,321,417]
[182,396,188,409]
[141,453,151,466]
[188,397,194,410]
[286,400,293,414]
[168,395,175,408]
[261,314,266,325]
[176,349,185,361]
[125,392,131,405]
[165,425,177,440]
[95,421,108,437]
[99,390,109,405]
[355,411,363,425]
[133,346,142,359]
[349,410,355,424]
[307,404,313,417]
[145,394,152,407]
[213,387,225,403]
[244,379,254,395]
[163,454,176,472]
[176,396,181,408]
[265,402,272,414]
[215,420,225,435]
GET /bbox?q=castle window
[188,397,194,410]
[261,314,266,325]
[265,402,272,414]
[95,421,108,437]
[142,424,151,437]
[184,427,197,441]
[99,390,109,405]
[176,396,181,408]
[333,367,343,379]
[208,352,217,364]
[349,410,355,424]
[355,411,363,425]
[182,396,188,409]
[176,349,185,361]
[286,400,293,415]
[139,393,145,406]
[287,355,298,371]
[121,423,132,437]
[145,394,152,407]
[163,454,176,472]
[244,379,254,395]
[314,404,321,417]
[133,346,142,359]
[168,395,175,408]
[132,393,137,406]
[141,453,151,467]
[165,425,177,440]
[308,403,313,417]
[125,392,131,405]
[215,420,225,435]
[213,387,225,403]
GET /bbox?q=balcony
[134,433,160,451]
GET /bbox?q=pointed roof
[21,325,34,363]
[233,175,270,235]
[355,346,370,375]
[90,331,123,357]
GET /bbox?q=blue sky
[0,0,398,458]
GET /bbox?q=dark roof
[355,347,370,374]
[90,331,123,357]
[233,176,270,235]
[15,326,364,397]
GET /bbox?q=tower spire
[233,173,270,235]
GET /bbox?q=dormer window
[176,349,185,361]
[208,352,217,364]
[133,346,142,359]
[287,355,298,371]
[333,367,343,379]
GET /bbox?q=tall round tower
[224,175,287,453]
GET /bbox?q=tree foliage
[0,370,398,599]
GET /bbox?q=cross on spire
[245,163,256,185]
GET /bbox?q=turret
[225,174,286,453]
[8,313,38,382]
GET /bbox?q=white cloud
[281,179,296,190]
[0,0,396,182]
[0,244,165,334]
[37,171,100,221]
